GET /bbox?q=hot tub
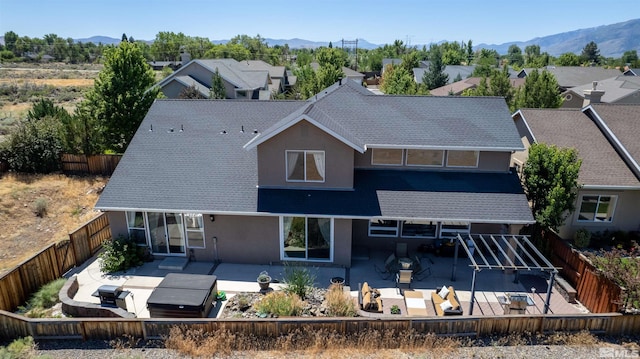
[146,273,218,318]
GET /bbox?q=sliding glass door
[147,212,186,255]
[282,216,332,261]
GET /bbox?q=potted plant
[390,305,401,315]
[257,271,271,290]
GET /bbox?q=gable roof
[566,75,640,103]
[429,77,526,96]
[623,68,639,76]
[519,66,622,89]
[513,108,640,188]
[584,104,640,180]
[246,80,524,152]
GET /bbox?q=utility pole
[341,39,358,71]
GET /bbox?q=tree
[472,48,499,77]
[210,68,226,99]
[80,41,159,153]
[522,143,582,231]
[581,41,600,65]
[512,69,562,111]
[422,45,448,90]
[4,31,18,56]
[506,45,524,67]
[622,50,639,67]
[179,85,206,99]
[380,64,418,95]
[0,117,64,173]
[556,52,581,66]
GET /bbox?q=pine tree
[422,46,448,90]
[210,68,226,99]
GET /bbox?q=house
[517,66,621,92]
[429,77,526,96]
[512,103,640,239]
[623,68,639,76]
[156,58,287,100]
[561,76,640,107]
[310,62,365,84]
[95,80,534,266]
[413,65,478,85]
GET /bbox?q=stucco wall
[257,120,355,189]
[559,189,640,239]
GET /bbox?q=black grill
[93,285,129,309]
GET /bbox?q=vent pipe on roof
[583,81,604,107]
[240,125,244,133]
[180,124,184,132]
[149,124,153,132]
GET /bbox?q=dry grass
[164,326,463,358]
[0,173,108,273]
[0,78,94,87]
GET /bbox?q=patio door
[147,212,186,256]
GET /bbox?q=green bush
[574,228,591,249]
[254,291,303,317]
[99,235,144,273]
[0,336,36,358]
[282,264,316,300]
[33,197,48,217]
[1,116,63,173]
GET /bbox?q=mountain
[75,36,121,45]
[476,18,640,58]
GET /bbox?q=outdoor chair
[395,269,413,293]
[395,242,408,258]
[374,252,396,279]
[412,255,431,281]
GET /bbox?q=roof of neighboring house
[171,75,211,97]
[258,170,532,223]
[514,108,640,188]
[413,65,476,85]
[428,77,526,96]
[245,60,286,79]
[157,59,270,94]
[566,76,640,103]
[309,62,364,79]
[623,68,639,76]
[519,66,622,89]
[246,80,525,152]
[585,104,640,177]
[97,81,530,222]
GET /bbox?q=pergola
[450,233,560,315]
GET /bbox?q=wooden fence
[546,232,622,313]
[61,154,122,175]
[0,213,111,312]
[1,311,639,341]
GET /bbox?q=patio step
[158,257,189,270]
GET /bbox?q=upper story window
[406,149,444,167]
[578,195,617,222]
[446,150,479,168]
[286,150,325,182]
[372,148,403,165]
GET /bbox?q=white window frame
[577,195,617,223]
[439,221,470,238]
[371,148,404,166]
[126,211,148,246]
[184,213,206,249]
[285,150,325,183]
[401,220,438,238]
[280,216,334,262]
[446,150,479,168]
[368,219,400,237]
[405,149,444,167]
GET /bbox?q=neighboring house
[561,76,640,108]
[512,104,640,239]
[429,77,526,96]
[413,65,478,86]
[623,68,639,76]
[96,80,534,267]
[156,58,285,100]
[517,66,621,92]
[309,62,365,84]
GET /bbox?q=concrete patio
[66,248,587,319]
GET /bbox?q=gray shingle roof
[515,108,640,187]
[521,67,622,89]
[567,76,640,103]
[158,59,269,92]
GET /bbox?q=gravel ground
[31,339,640,359]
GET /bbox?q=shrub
[282,264,316,300]
[18,278,66,318]
[574,228,591,249]
[99,235,144,273]
[255,291,303,317]
[0,337,36,358]
[325,283,357,317]
[33,197,48,217]
[2,116,63,173]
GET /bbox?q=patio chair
[395,242,408,258]
[396,269,413,293]
[412,255,431,281]
[374,252,396,279]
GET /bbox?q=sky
[0,0,638,46]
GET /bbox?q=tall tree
[556,52,581,66]
[4,31,18,56]
[210,68,226,99]
[506,44,524,67]
[512,69,562,111]
[522,143,582,231]
[380,64,418,95]
[80,41,159,153]
[581,41,601,65]
[422,45,448,90]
